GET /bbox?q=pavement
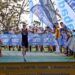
[0,51,75,62]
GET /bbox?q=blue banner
[55,0,75,30]
[0,34,10,46]
[31,5,54,30]
[11,34,22,46]
[28,33,42,45]
[28,33,56,46]
[42,33,56,46]
[0,33,56,46]
[39,0,58,24]
[65,0,75,12]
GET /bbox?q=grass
[1,46,49,52]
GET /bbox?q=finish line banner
[0,33,56,46]
[55,0,75,30]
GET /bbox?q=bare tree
[0,0,29,31]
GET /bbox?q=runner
[21,24,28,57]
[0,38,2,57]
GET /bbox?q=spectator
[14,27,21,51]
[28,26,33,52]
[9,28,15,51]
[37,27,44,52]
[54,24,61,53]
[67,30,75,57]
[61,30,68,54]
[60,22,70,32]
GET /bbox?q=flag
[39,0,58,24]
[65,0,75,12]
[55,0,75,30]
[30,4,54,30]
